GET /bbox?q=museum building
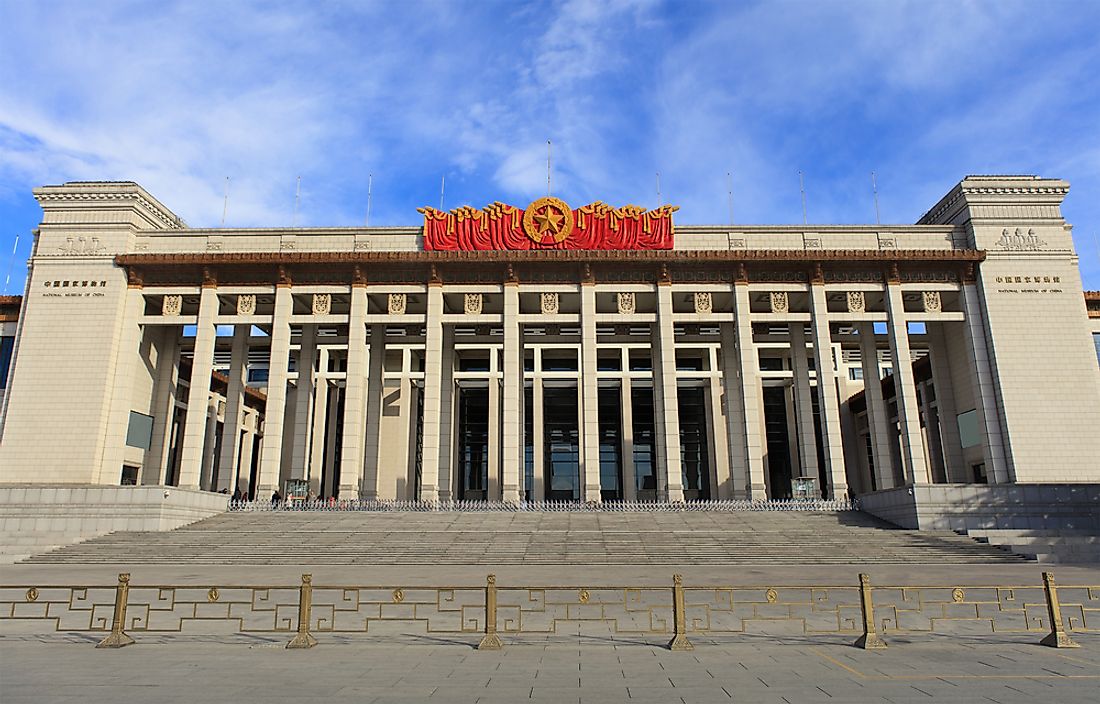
[0,176,1098,505]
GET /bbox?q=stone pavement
[1,635,1097,703]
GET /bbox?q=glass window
[849,367,864,381]
[0,336,13,388]
[1094,333,1100,368]
[125,411,154,450]
[957,409,980,449]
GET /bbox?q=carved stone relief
[694,292,713,314]
[617,292,636,315]
[540,292,559,315]
[727,234,746,249]
[464,293,483,315]
[162,295,182,316]
[312,293,331,316]
[388,293,407,315]
[57,236,107,257]
[922,291,942,313]
[995,227,1046,251]
[236,294,256,316]
[769,291,789,314]
[846,291,866,314]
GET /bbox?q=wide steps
[22,510,1027,565]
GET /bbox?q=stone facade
[0,177,1097,503]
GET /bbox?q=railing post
[667,574,693,651]
[477,574,503,650]
[1039,571,1079,648]
[853,573,887,650]
[287,573,318,649]
[96,572,135,648]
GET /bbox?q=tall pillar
[437,327,456,502]
[859,322,895,491]
[418,284,444,501]
[706,370,732,498]
[580,282,602,502]
[216,324,249,491]
[361,324,385,499]
[199,399,219,490]
[143,326,179,485]
[308,375,329,495]
[655,283,684,501]
[238,412,256,496]
[788,323,820,488]
[177,286,219,489]
[732,283,766,498]
[620,378,637,501]
[340,286,369,497]
[256,286,292,495]
[532,374,545,501]
[501,283,522,503]
[808,282,848,499]
[884,282,929,485]
[960,282,1010,483]
[290,325,317,481]
[925,322,965,482]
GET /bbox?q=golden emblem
[207,587,220,603]
[393,589,405,603]
[578,589,590,604]
[522,196,574,245]
[951,588,965,603]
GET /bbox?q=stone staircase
[22,510,1028,565]
[966,529,1100,563]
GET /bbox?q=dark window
[598,387,622,501]
[457,387,490,499]
[597,353,621,372]
[458,357,490,372]
[678,387,711,500]
[0,336,13,388]
[125,411,154,450]
[542,353,578,372]
[247,367,269,383]
[631,387,657,497]
[543,386,579,500]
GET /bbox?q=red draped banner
[418,198,677,251]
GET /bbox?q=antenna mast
[798,170,808,225]
[2,234,18,295]
[220,177,230,227]
[727,171,734,225]
[365,173,373,226]
[439,175,446,211]
[547,140,552,197]
[292,176,301,227]
[872,171,881,225]
[656,172,662,207]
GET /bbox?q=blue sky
[1,0,1098,293]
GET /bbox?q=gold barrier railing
[1,572,1094,650]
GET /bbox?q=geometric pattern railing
[2,572,1094,651]
[227,498,860,513]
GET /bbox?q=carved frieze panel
[846,291,866,313]
[540,292,559,315]
[750,270,808,283]
[922,291,942,313]
[728,234,746,249]
[312,293,331,316]
[694,292,713,314]
[236,294,256,315]
[995,227,1046,251]
[57,236,107,257]
[464,293,483,315]
[162,295,182,316]
[616,292,636,315]
[824,270,883,284]
[388,293,407,315]
[769,292,789,314]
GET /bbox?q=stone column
[437,327,456,502]
[884,282,929,485]
[199,399,219,491]
[925,322,965,482]
[340,286,369,497]
[256,286,293,495]
[858,322,895,490]
[732,283,767,498]
[216,325,249,492]
[238,413,256,496]
[361,324,385,499]
[580,282,602,502]
[532,373,545,501]
[620,378,637,501]
[960,282,1010,483]
[290,325,317,481]
[418,283,444,501]
[706,372,732,498]
[788,323,821,488]
[655,283,684,502]
[177,286,219,489]
[143,326,179,485]
[808,282,848,499]
[308,374,329,495]
[501,283,522,503]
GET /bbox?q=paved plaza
[2,634,1098,703]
